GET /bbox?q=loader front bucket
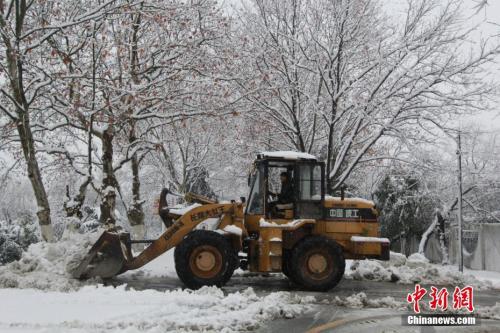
[72,231,131,280]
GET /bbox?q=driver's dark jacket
[278,181,294,204]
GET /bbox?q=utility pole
[457,131,464,273]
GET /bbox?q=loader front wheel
[175,230,236,289]
[288,236,345,291]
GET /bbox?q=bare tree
[41,0,237,228]
[0,0,122,240]
[237,0,499,193]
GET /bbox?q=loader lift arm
[73,202,240,279]
[126,203,237,270]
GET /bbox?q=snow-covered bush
[0,215,40,264]
[374,175,437,255]
[0,239,22,264]
[79,219,101,233]
[0,214,39,250]
[55,207,101,235]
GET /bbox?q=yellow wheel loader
[73,152,390,291]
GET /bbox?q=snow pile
[0,230,103,291]
[382,251,407,267]
[331,292,405,310]
[0,285,314,332]
[405,253,429,268]
[346,252,496,290]
[477,303,500,320]
[331,292,500,321]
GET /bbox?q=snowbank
[0,230,103,291]
[332,292,405,310]
[0,285,314,332]
[330,292,500,321]
[345,252,499,290]
[477,303,500,320]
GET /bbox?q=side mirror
[240,196,246,203]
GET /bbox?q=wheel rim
[304,250,333,281]
[189,245,223,279]
[308,254,328,274]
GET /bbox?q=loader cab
[245,152,325,223]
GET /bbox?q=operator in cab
[268,172,294,216]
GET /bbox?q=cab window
[297,164,322,201]
[247,166,264,214]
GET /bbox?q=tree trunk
[64,179,91,219]
[326,123,334,194]
[127,123,145,243]
[418,187,475,260]
[99,126,118,226]
[17,114,54,241]
[64,114,94,220]
[126,11,145,243]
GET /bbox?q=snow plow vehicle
[73,151,389,291]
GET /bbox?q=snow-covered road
[1,242,500,333]
[0,285,313,332]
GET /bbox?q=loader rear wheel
[175,230,236,289]
[288,236,345,291]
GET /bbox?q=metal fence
[448,224,500,272]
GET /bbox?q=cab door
[244,163,266,232]
[294,162,324,219]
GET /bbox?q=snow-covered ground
[1,234,499,332]
[0,285,314,333]
[463,268,500,289]
[121,243,177,281]
[329,291,500,320]
[345,252,500,290]
[0,232,314,332]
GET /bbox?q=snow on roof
[259,151,317,160]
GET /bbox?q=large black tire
[174,230,237,289]
[288,236,345,291]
